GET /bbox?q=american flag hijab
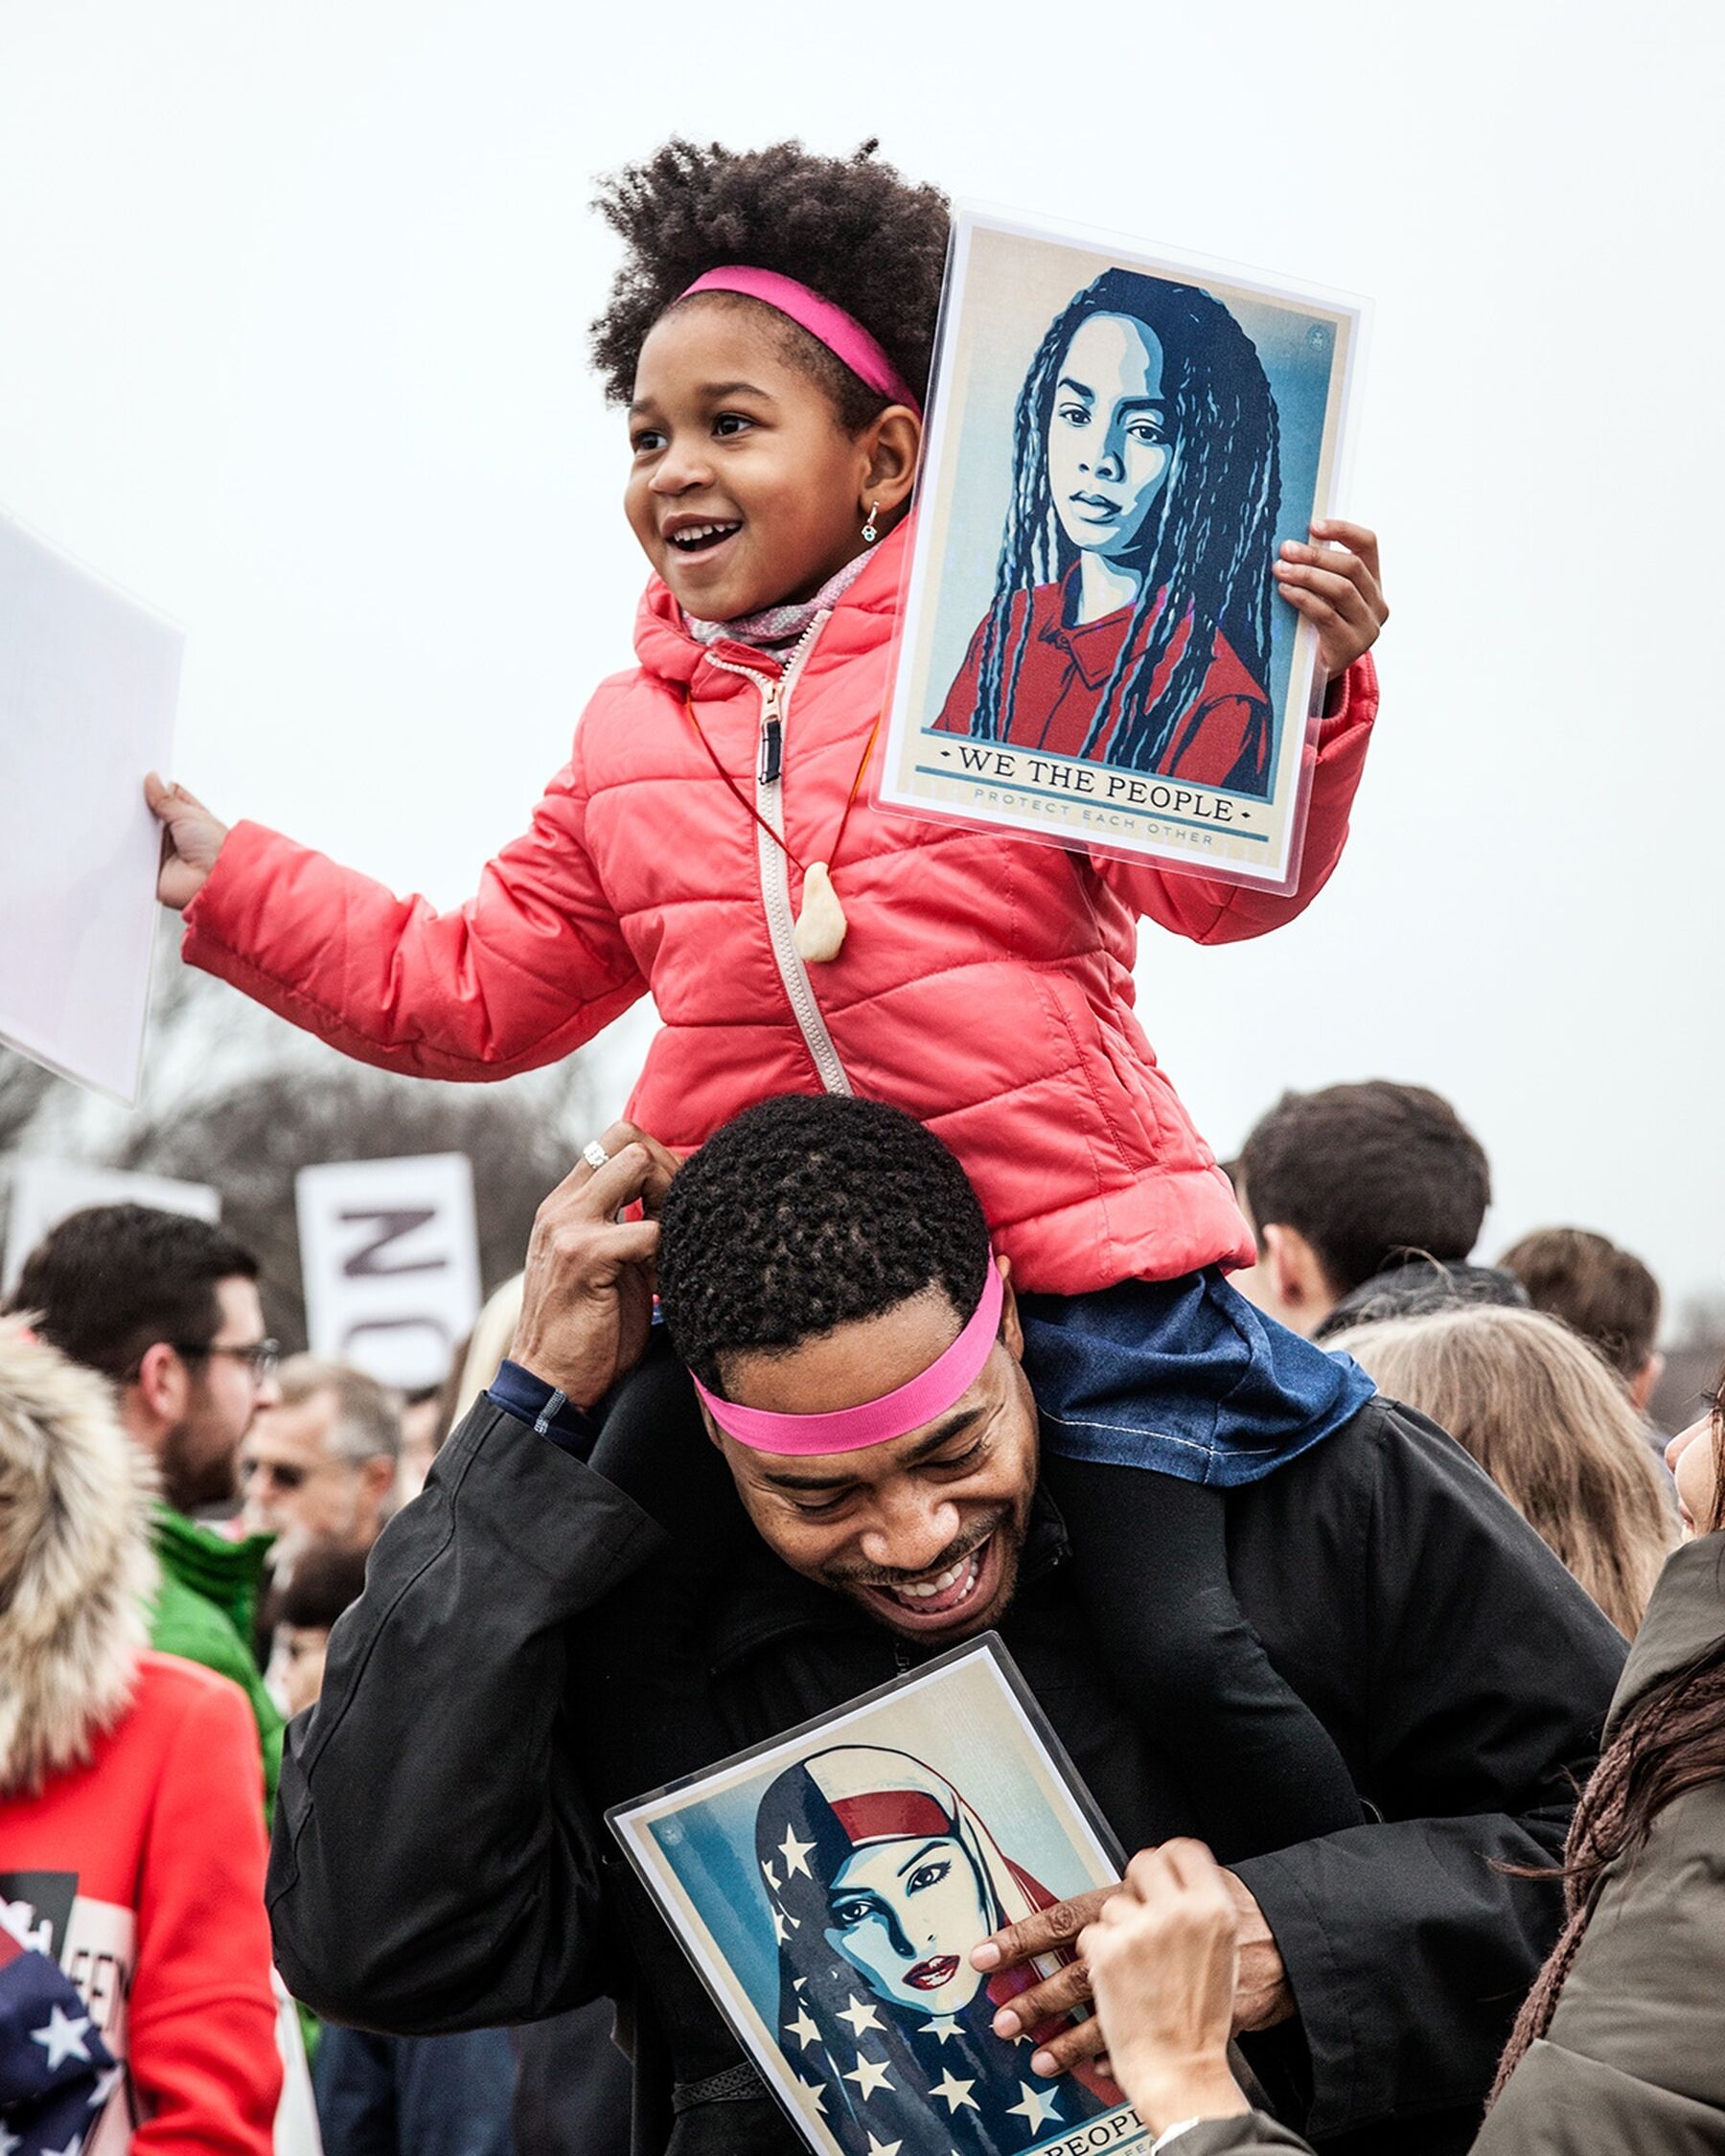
[756,1746,1123,2155]
[0,1917,121,2156]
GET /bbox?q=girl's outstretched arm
[146,725,646,1081]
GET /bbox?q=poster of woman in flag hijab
[610,1637,1159,2156]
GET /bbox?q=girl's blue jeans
[1017,1266,1376,1484]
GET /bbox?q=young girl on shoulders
[149,138,1390,1859]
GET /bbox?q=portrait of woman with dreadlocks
[880,210,1365,888]
[936,268,1282,791]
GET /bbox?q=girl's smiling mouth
[662,516,743,558]
[905,1954,961,1991]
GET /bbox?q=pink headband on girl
[679,266,922,415]
[691,1257,1003,1456]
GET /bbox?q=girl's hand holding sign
[1274,518,1388,681]
[145,770,227,912]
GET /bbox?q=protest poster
[3,1158,219,1296]
[610,1635,1159,2156]
[294,1153,481,1390]
[0,507,183,1102]
[878,207,1365,893]
[1,1870,133,2154]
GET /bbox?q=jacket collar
[152,1504,274,1632]
[631,516,914,691]
[1038,564,1137,691]
[1605,1532,1725,1739]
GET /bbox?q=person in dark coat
[268,1097,1625,2156]
[1081,1399,1725,2156]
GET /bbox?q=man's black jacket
[268,1383,1626,2156]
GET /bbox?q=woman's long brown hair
[1490,1394,1725,2100]
[1329,1305,1680,1636]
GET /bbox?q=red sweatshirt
[0,1652,281,2154]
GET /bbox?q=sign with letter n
[295,1153,481,1389]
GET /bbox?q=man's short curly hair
[589,138,950,431]
[656,1094,990,1397]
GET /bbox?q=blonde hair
[449,1273,525,1430]
[1329,1306,1679,1638]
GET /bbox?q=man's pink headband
[679,266,922,415]
[692,1258,1003,1456]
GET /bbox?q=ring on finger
[582,1139,611,1172]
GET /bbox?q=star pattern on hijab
[1005,2079,1065,2132]
[778,1825,817,1880]
[836,1995,885,2038]
[0,1922,124,2156]
[929,2067,980,2115]
[843,2050,895,2099]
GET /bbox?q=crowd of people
[0,1076,1713,2154]
[4,131,1720,2156]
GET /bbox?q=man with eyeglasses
[10,1202,287,1807]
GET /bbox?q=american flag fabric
[0,1922,120,2156]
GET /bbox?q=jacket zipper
[705,613,852,1097]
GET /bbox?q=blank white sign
[3,1157,220,1296]
[0,509,182,1103]
[295,1153,481,1390]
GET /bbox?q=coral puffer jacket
[182,522,1378,1294]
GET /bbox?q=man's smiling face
[710,1273,1039,1640]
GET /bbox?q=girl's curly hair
[589,138,950,429]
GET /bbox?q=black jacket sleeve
[267,1396,666,2031]
[1231,1401,1628,2146]
[1167,2117,1318,2155]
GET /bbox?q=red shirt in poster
[935,570,1272,791]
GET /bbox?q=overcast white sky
[3,1,1720,1319]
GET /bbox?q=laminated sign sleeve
[181,722,648,1080]
[1094,652,1378,944]
[267,1398,668,2031]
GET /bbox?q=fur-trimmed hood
[0,1319,157,1795]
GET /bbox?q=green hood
[150,1505,284,1811]
[151,1503,275,1636]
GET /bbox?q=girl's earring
[862,501,881,545]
